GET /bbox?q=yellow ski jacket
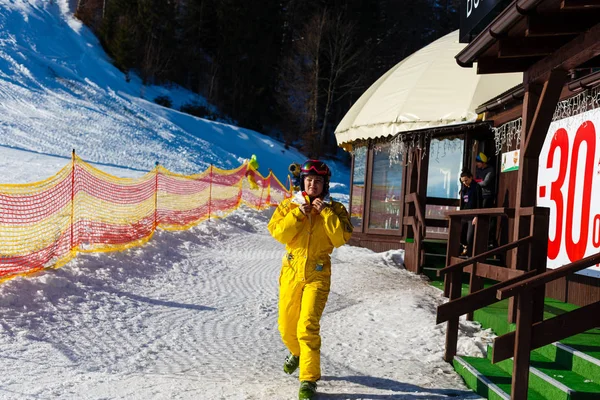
[268,193,353,281]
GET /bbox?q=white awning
[335,30,522,148]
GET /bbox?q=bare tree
[319,13,363,150]
[302,11,327,135]
[141,35,173,84]
[276,10,327,155]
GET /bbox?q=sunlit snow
[0,1,490,399]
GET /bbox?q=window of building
[368,142,403,231]
[426,138,463,234]
[350,146,367,229]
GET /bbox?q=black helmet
[299,159,331,195]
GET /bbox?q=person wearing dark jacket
[475,152,495,208]
[475,152,498,248]
[459,169,483,256]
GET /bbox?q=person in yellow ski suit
[268,159,352,399]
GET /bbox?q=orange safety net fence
[0,154,290,282]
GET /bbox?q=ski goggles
[301,160,330,176]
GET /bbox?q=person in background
[268,159,353,400]
[288,162,302,192]
[475,152,497,247]
[460,169,483,256]
[245,154,260,190]
[475,152,495,208]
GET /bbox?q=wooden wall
[486,95,600,308]
[348,232,404,253]
[546,275,600,307]
[491,106,521,212]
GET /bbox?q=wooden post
[510,69,567,322]
[511,291,534,400]
[444,268,463,362]
[467,215,490,320]
[530,207,550,323]
[403,148,418,272]
[416,139,430,274]
[445,215,462,297]
[402,140,429,273]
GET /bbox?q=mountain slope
[0,0,349,192]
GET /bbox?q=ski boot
[283,353,300,374]
[298,381,317,400]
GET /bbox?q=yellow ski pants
[278,265,330,382]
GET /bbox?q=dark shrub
[154,95,172,108]
[180,103,214,119]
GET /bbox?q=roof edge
[455,0,545,67]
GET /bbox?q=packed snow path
[0,209,484,399]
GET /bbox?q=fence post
[266,172,272,206]
[154,162,159,230]
[70,149,76,251]
[258,177,265,210]
[239,163,245,207]
[208,164,213,221]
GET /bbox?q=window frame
[349,144,368,233]
[363,141,405,237]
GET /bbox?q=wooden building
[336,6,600,306]
[455,0,600,307]
[336,1,600,398]
[335,30,521,265]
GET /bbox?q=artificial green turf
[456,356,548,400]
[494,348,600,399]
[428,279,600,398]
[433,281,600,362]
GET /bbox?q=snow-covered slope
[0,0,349,193]
[0,2,490,399]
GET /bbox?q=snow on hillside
[0,0,348,190]
[0,1,489,399]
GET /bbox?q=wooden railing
[403,192,426,273]
[402,194,460,273]
[437,207,523,361]
[436,205,600,399]
[491,251,600,399]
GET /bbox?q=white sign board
[538,108,600,278]
[501,149,520,172]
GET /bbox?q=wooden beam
[525,22,600,84]
[464,262,528,281]
[523,69,568,157]
[424,218,448,228]
[436,270,538,324]
[426,196,460,207]
[493,300,600,363]
[438,236,533,277]
[527,13,597,36]
[498,250,600,300]
[561,0,600,9]
[446,207,515,218]
[577,54,600,69]
[499,37,569,58]
[477,57,538,74]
